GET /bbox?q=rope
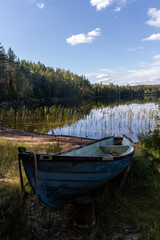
[28,150,39,214]
[18,156,24,196]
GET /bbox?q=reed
[0,102,159,141]
[0,105,84,133]
[53,103,159,141]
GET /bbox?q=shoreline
[0,127,94,151]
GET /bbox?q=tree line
[0,43,93,101]
[92,83,160,98]
[0,43,160,102]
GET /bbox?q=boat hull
[19,136,135,208]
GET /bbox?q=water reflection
[0,98,159,142]
[50,102,159,142]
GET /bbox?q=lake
[0,98,159,142]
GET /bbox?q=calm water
[0,98,159,142]
[49,102,159,142]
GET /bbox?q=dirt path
[0,127,94,151]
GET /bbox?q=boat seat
[100,145,129,156]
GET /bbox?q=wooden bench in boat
[100,145,129,156]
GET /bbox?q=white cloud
[114,65,160,86]
[99,68,117,74]
[137,61,147,68]
[37,3,44,9]
[84,55,160,85]
[85,72,98,78]
[84,68,116,84]
[85,68,117,81]
[90,0,113,11]
[142,33,160,41]
[95,78,111,83]
[96,73,109,79]
[128,46,144,51]
[146,8,160,28]
[90,0,128,11]
[143,8,160,42]
[88,28,101,37]
[66,28,100,46]
[66,34,93,45]
[153,54,160,60]
[150,60,160,67]
[113,6,121,12]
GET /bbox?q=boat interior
[61,136,133,158]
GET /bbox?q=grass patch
[0,140,61,178]
[1,138,160,239]
[0,140,61,240]
[97,145,160,239]
[0,188,25,240]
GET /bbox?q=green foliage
[97,145,160,239]
[0,140,62,177]
[0,44,93,101]
[1,138,160,239]
[148,223,160,240]
[0,188,25,240]
[1,43,160,101]
[0,140,22,176]
[0,104,87,133]
[92,83,160,99]
[0,140,63,239]
[45,142,61,154]
[139,130,160,162]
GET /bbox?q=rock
[125,234,138,240]
[112,233,138,240]
[0,173,6,179]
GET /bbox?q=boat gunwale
[19,135,135,163]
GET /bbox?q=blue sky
[0,0,160,85]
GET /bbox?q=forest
[1,43,160,102]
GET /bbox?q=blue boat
[18,135,135,208]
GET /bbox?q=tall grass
[0,105,84,133]
[1,135,160,239]
[0,102,159,141]
[97,144,160,239]
[0,191,25,240]
[139,129,160,163]
[53,103,159,141]
[0,140,61,177]
[0,140,62,240]
[0,105,81,123]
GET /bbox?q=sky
[0,0,160,86]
